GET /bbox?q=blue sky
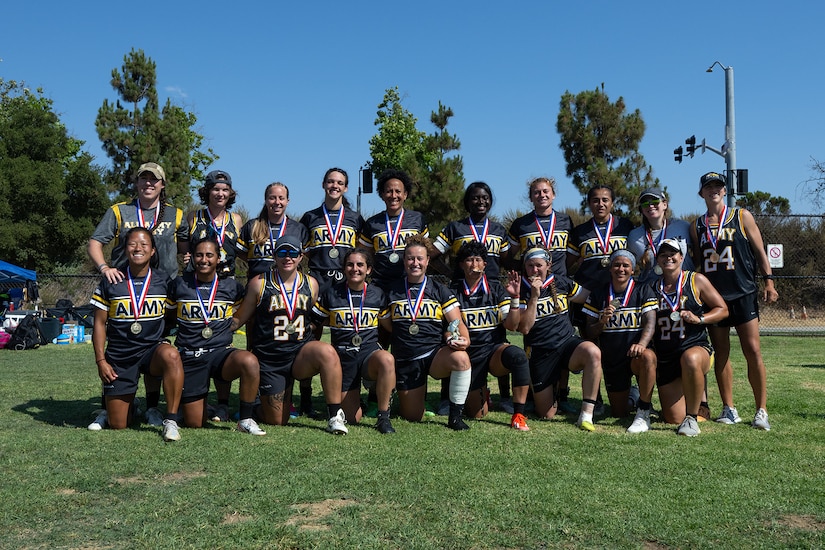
[4,2,823,223]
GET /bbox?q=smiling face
[193,240,219,279]
[700,181,727,206]
[344,251,371,288]
[656,247,683,274]
[136,171,164,204]
[588,188,614,223]
[404,244,429,281]
[125,229,156,270]
[466,186,491,220]
[529,179,555,214]
[610,256,634,285]
[265,184,289,222]
[323,170,348,203]
[274,246,302,275]
[208,183,232,210]
[640,195,668,225]
[381,178,408,215]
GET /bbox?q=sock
[377,409,390,419]
[327,404,342,419]
[440,378,449,401]
[637,399,651,411]
[579,411,594,424]
[218,398,229,407]
[514,402,525,415]
[146,391,160,410]
[164,412,178,422]
[300,384,313,410]
[687,412,698,419]
[448,369,471,406]
[239,401,255,421]
[449,402,463,419]
[367,387,378,404]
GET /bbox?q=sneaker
[237,417,267,436]
[627,408,651,434]
[162,419,181,442]
[510,412,530,431]
[697,403,711,422]
[576,416,595,432]
[88,410,107,431]
[448,415,470,431]
[437,399,450,416]
[627,385,640,410]
[289,404,299,419]
[715,405,742,425]
[376,415,396,434]
[209,404,229,422]
[677,416,701,437]
[752,408,771,431]
[594,392,606,417]
[499,397,515,414]
[145,407,164,426]
[326,409,348,435]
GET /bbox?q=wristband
[699,314,705,325]
[97,263,108,273]
[762,274,774,281]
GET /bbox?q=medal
[201,326,213,339]
[600,257,610,268]
[703,205,727,264]
[608,278,635,312]
[609,299,622,309]
[388,252,400,264]
[709,251,720,263]
[351,334,363,347]
[405,277,428,336]
[328,248,339,259]
[136,203,159,230]
[195,274,219,342]
[285,323,296,335]
[127,267,152,335]
[654,265,663,275]
[322,204,346,257]
[409,323,419,335]
[670,311,682,322]
[385,210,405,265]
[592,215,615,267]
[534,211,557,250]
[658,271,685,324]
[347,285,367,350]
[130,322,142,335]
[277,271,302,336]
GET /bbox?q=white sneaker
[145,407,164,426]
[677,416,701,437]
[627,385,640,410]
[237,418,266,436]
[326,409,348,434]
[162,419,181,442]
[627,408,651,434]
[752,408,771,431]
[88,410,107,431]
[715,405,742,425]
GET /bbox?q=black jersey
[583,279,658,368]
[652,271,710,355]
[519,274,584,349]
[236,218,309,277]
[433,217,510,279]
[168,273,245,349]
[358,209,428,289]
[386,276,459,361]
[450,276,510,349]
[250,271,315,357]
[300,205,364,280]
[507,210,572,276]
[694,207,758,300]
[90,268,172,364]
[312,282,388,349]
[568,215,634,289]
[187,209,240,276]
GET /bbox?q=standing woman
[89,227,184,441]
[517,248,603,431]
[652,238,728,436]
[231,235,348,434]
[690,172,778,430]
[237,182,308,278]
[627,187,695,286]
[358,169,429,292]
[506,176,572,275]
[167,237,264,436]
[381,235,472,430]
[312,249,397,434]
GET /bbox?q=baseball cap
[639,187,666,202]
[700,171,726,188]
[205,170,232,187]
[274,235,302,253]
[137,162,166,181]
[658,238,687,257]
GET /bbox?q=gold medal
[408,323,419,335]
[709,251,720,263]
[600,257,610,267]
[130,322,142,335]
[351,334,362,347]
[609,299,622,309]
[285,323,296,335]
[388,252,400,264]
[201,326,213,339]
[670,311,681,322]
[654,265,663,275]
[328,248,339,259]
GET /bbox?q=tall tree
[0,79,109,271]
[556,85,657,218]
[736,191,791,215]
[368,86,430,179]
[96,49,217,210]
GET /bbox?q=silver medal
[388,252,400,264]
[709,251,720,263]
[669,311,681,322]
[201,326,213,339]
[351,334,363,347]
[609,299,622,309]
[408,323,419,335]
[600,257,610,267]
[130,322,142,335]
[328,248,339,259]
[285,323,296,335]
[654,265,663,275]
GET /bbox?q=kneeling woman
[312,249,397,434]
[653,238,728,437]
[381,235,472,430]
[90,227,184,442]
[517,248,603,431]
[231,235,348,434]
[168,237,265,436]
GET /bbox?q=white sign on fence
[767,244,784,269]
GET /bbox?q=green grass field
[1,335,823,549]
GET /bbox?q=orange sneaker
[510,412,530,431]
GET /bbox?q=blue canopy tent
[0,260,39,308]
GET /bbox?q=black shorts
[656,343,713,387]
[336,342,383,392]
[180,346,236,400]
[717,293,759,327]
[102,342,166,396]
[255,347,300,397]
[602,357,633,393]
[467,344,498,391]
[395,347,440,391]
[527,336,584,393]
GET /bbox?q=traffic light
[674,146,683,163]
[685,135,697,157]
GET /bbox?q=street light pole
[707,61,736,207]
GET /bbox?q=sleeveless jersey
[507,210,572,276]
[449,277,510,350]
[567,215,634,289]
[627,219,695,286]
[167,273,244,349]
[694,207,758,300]
[236,218,309,277]
[299,205,364,281]
[519,274,583,349]
[187,209,240,276]
[652,271,710,356]
[312,282,388,349]
[358,209,428,289]
[250,271,315,357]
[90,269,172,364]
[433,217,510,279]
[386,277,459,361]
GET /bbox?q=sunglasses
[640,199,661,209]
[275,249,301,259]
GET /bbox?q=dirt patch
[285,498,353,532]
[56,488,77,495]
[113,471,207,485]
[221,511,253,525]
[776,514,825,532]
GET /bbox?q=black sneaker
[448,416,470,431]
[376,416,396,434]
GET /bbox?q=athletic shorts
[467,344,498,391]
[395,347,441,391]
[180,346,235,401]
[527,336,584,393]
[602,356,633,393]
[102,342,166,396]
[656,343,713,387]
[717,293,759,328]
[336,342,382,392]
[254,347,300,397]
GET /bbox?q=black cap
[700,171,725,189]
[205,170,232,187]
[274,235,302,253]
